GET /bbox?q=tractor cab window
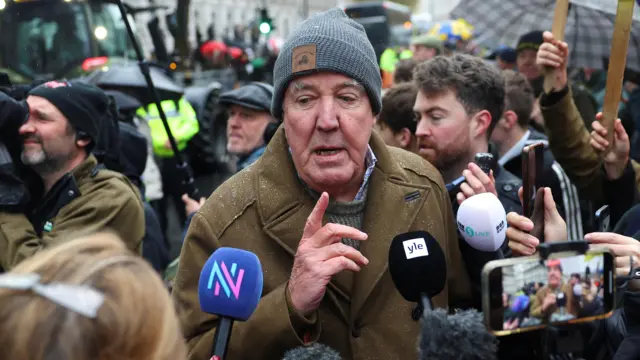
[0,1,91,80]
[89,2,136,59]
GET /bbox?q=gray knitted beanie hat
[271,7,382,119]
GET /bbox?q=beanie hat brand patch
[292,44,317,74]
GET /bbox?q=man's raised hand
[288,192,369,316]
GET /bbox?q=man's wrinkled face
[548,266,562,289]
[516,49,540,81]
[20,96,78,173]
[414,89,471,171]
[226,105,272,156]
[283,73,374,193]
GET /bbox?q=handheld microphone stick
[198,247,264,359]
[388,231,448,319]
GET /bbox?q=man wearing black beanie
[0,80,145,270]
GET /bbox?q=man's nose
[19,118,36,135]
[414,118,430,137]
[227,115,241,128]
[316,97,339,131]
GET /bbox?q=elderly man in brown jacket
[172,8,473,360]
[0,81,144,269]
[530,259,580,322]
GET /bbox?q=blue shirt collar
[355,145,377,200]
[237,145,267,171]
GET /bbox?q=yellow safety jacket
[136,97,200,158]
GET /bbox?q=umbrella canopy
[104,90,143,113]
[428,19,474,44]
[84,65,184,105]
[450,0,640,72]
[200,40,228,60]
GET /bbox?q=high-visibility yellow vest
[136,97,200,158]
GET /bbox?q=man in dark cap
[219,81,276,172]
[174,8,473,360]
[410,34,444,62]
[516,30,597,127]
[180,82,275,224]
[0,80,145,270]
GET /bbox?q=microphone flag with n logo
[198,247,264,321]
[208,260,245,299]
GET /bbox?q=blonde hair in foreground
[0,231,187,360]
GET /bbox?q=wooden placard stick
[544,0,570,93]
[601,0,635,146]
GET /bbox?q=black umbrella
[85,65,184,105]
[103,0,197,199]
[104,90,143,113]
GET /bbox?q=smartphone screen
[482,251,615,336]
[521,143,545,218]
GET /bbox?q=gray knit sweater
[305,186,368,249]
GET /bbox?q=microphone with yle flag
[388,231,498,360]
[388,231,447,317]
[198,247,264,360]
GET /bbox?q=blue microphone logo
[198,247,264,321]
[208,261,245,300]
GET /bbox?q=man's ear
[76,138,91,149]
[397,128,413,148]
[471,109,492,138]
[502,110,519,130]
[75,131,91,148]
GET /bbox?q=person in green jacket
[380,47,413,74]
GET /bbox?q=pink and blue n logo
[207,261,245,299]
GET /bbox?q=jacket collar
[257,126,430,324]
[237,145,266,172]
[29,155,98,235]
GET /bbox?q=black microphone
[419,308,498,360]
[282,343,342,360]
[388,231,447,318]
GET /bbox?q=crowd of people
[0,6,638,360]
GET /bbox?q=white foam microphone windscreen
[456,193,507,252]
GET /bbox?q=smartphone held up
[482,247,615,336]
